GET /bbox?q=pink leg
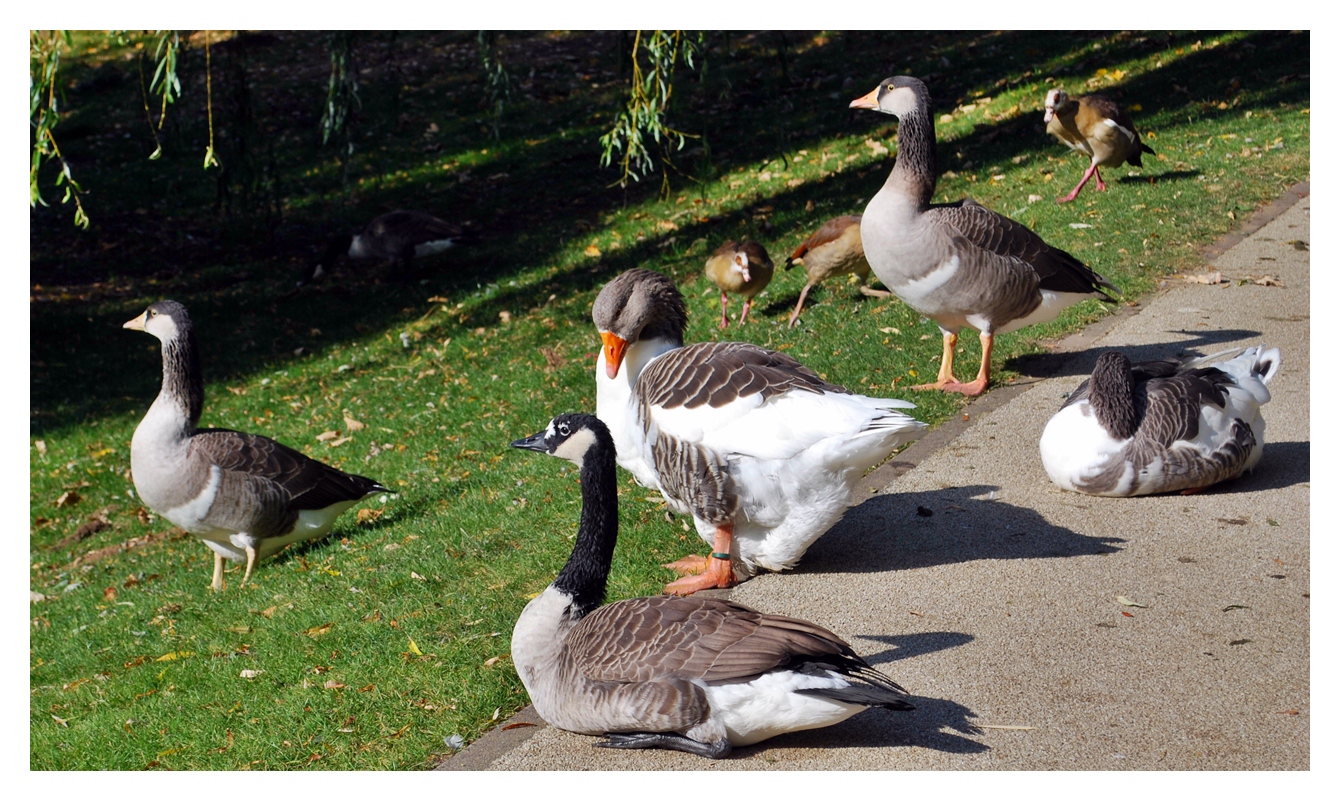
[1094,167,1107,192]
[719,292,730,329]
[740,297,754,325]
[788,283,815,327]
[1056,164,1098,203]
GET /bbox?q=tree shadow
[799,485,1123,576]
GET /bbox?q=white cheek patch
[545,419,557,439]
[551,427,597,467]
[152,314,180,342]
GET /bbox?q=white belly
[703,670,866,746]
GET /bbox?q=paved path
[445,188,1310,771]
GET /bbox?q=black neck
[889,99,939,207]
[552,441,620,620]
[162,329,204,429]
[1089,358,1140,440]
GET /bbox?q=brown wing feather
[791,216,862,261]
[568,595,854,684]
[188,429,386,511]
[637,341,850,412]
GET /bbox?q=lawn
[29,30,1309,769]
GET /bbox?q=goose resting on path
[593,269,927,594]
[1039,347,1280,496]
[510,413,914,759]
[299,210,476,286]
[851,76,1119,396]
[1043,89,1155,204]
[125,301,388,590]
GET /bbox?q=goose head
[123,299,192,344]
[849,76,930,118]
[1089,351,1139,440]
[1043,88,1069,124]
[591,269,688,379]
[511,413,610,471]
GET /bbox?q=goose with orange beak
[592,269,927,595]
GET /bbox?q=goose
[1039,346,1280,496]
[299,210,477,286]
[510,413,914,758]
[1043,89,1155,204]
[124,300,389,590]
[786,214,890,328]
[704,240,774,328]
[592,269,927,595]
[851,76,1120,397]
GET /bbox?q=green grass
[30,30,1309,769]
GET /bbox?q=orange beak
[849,86,880,110]
[600,331,628,379]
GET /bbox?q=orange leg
[664,524,736,595]
[719,292,731,329]
[912,331,959,391]
[942,330,992,396]
[662,554,710,575]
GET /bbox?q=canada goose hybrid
[1043,89,1155,204]
[125,301,389,590]
[704,240,775,328]
[510,413,914,759]
[786,214,889,328]
[1039,346,1280,496]
[593,269,927,594]
[299,210,477,286]
[851,76,1119,396]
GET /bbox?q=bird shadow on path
[799,485,1123,576]
[739,693,988,757]
[1006,328,1264,381]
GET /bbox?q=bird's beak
[600,331,628,380]
[123,311,147,331]
[849,87,880,110]
[510,430,549,453]
[1043,108,1054,123]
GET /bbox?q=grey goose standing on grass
[510,413,914,759]
[299,210,477,286]
[851,76,1119,396]
[593,269,927,595]
[125,301,389,590]
[1039,346,1280,496]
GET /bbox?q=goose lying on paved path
[786,214,890,328]
[1039,346,1280,496]
[592,269,927,594]
[510,413,914,759]
[299,210,476,286]
[1043,89,1155,204]
[851,76,1119,396]
[705,240,774,329]
[125,300,388,590]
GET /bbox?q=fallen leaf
[411,571,426,581]
[1179,272,1225,285]
[303,623,335,638]
[1121,611,1134,618]
[30,591,46,603]
[257,606,277,619]
[52,715,69,727]
[583,245,601,258]
[358,684,375,692]
[239,669,263,679]
[1216,517,1247,525]
[327,437,353,447]
[1276,709,1299,716]
[1222,604,1250,612]
[356,508,383,525]
[483,655,506,667]
[35,440,47,455]
[657,220,679,231]
[1229,638,1252,646]
[103,587,117,601]
[1116,596,1147,608]
[1069,223,1093,229]
[315,430,340,442]
[343,415,366,432]
[502,722,537,731]
[55,491,81,508]
[155,651,194,661]
[227,626,252,634]
[878,327,902,335]
[408,638,423,656]
[1240,275,1284,287]
[323,680,346,690]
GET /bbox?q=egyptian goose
[786,215,889,328]
[510,413,914,759]
[592,269,927,595]
[125,301,389,590]
[851,76,1119,396]
[299,210,477,286]
[1043,89,1155,204]
[704,240,774,328]
[1039,347,1280,496]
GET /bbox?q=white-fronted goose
[786,215,890,328]
[1040,346,1280,496]
[592,269,927,594]
[299,210,477,286]
[1043,89,1155,204]
[851,76,1119,396]
[704,240,774,328]
[510,413,914,758]
[125,301,388,590]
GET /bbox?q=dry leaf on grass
[328,437,353,447]
[304,623,335,638]
[343,415,366,432]
[324,680,346,690]
[583,245,601,258]
[357,508,383,525]
[239,669,264,679]
[55,491,81,508]
[408,638,423,656]
[411,571,426,581]
[315,430,340,442]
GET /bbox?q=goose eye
[887,84,894,91]
[558,423,570,436]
